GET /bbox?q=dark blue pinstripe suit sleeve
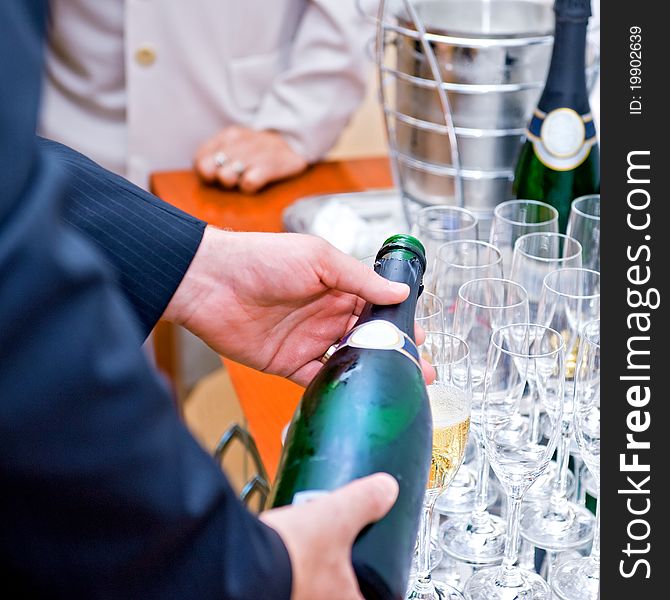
[37,137,206,337]
[0,2,292,598]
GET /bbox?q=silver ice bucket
[376,0,599,234]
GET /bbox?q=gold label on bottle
[527,108,597,171]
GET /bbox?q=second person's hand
[194,126,308,193]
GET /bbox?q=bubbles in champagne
[427,385,470,492]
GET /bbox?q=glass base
[407,577,465,600]
[432,555,473,592]
[440,512,506,565]
[520,501,594,551]
[464,566,551,600]
[524,462,576,504]
[551,557,600,600]
[434,465,500,516]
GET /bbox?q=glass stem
[574,456,586,504]
[472,427,490,519]
[552,421,572,503]
[416,500,434,581]
[529,383,542,443]
[590,487,600,565]
[499,490,524,587]
[518,538,536,571]
[544,550,556,585]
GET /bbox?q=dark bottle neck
[356,250,423,341]
[537,18,590,115]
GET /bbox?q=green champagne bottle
[269,234,432,600]
[513,0,600,232]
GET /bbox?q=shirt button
[135,44,157,67]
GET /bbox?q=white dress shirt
[39,0,374,187]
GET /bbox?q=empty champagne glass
[464,324,566,600]
[440,279,528,566]
[408,333,472,600]
[510,233,583,322]
[489,200,559,277]
[416,291,446,334]
[411,207,479,286]
[508,234,580,499]
[566,195,600,272]
[520,269,599,552]
[432,241,504,331]
[552,320,600,600]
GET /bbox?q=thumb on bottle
[327,473,399,541]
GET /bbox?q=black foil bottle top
[554,0,592,21]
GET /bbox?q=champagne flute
[566,195,600,271]
[510,232,583,323]
[489,199,559,277]
[440,279,528,565]
[520,269,599,552]
[408,332,472,600]
[416,292,446,334]
[432,241,504,331]
[509,233,581,462]
[552,320,601,600]
[464,324,566,600]
[411,206,479,286]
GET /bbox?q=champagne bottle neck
[538,19,590,114]
[357,252,423,340]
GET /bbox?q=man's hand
[194,126,308,193]
[260,473,399,600]
[163,227,433,386]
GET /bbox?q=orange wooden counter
[150,157,393,478]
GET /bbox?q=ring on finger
[213,151,229,169]
[230,160,247,176]
[319,344,338,365]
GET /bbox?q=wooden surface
[151,157,393,478]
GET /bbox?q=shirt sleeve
[38,137,206,338]
[252,0,375,163]
[0,3,292,598]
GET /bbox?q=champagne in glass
[408,334,472,600]
[428,385,471,493]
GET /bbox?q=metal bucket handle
[375,0,464,210]
[214,423,270,509]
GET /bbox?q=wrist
[162,225,232,327]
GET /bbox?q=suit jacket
[0,2,291,598]
[39,0,374,186]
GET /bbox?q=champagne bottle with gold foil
[269,235,431,600]
[514,0,600,232]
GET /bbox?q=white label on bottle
[348,320,403,350]
[332,320,422,371]
[531,108,595,171]
[292,490,328,505]
[541,108,585,158]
